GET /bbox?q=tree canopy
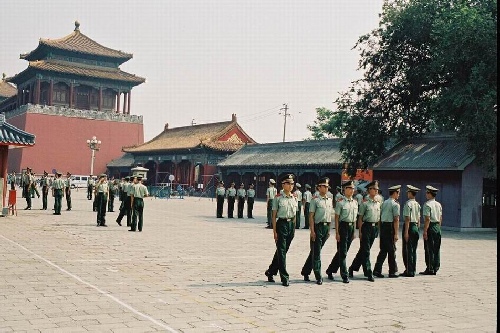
[309,0,497,176]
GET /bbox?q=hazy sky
[0,0,384,143]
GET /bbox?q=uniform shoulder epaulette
[312,195,318,199]
[293,192,297,197]
[276,193,281,197]
[337,197,344,202]
[363,198,368,202]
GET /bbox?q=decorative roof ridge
[209,120,257,144]
[37,58,119,72]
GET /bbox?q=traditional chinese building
[117,114,256,189]
[0,21,145,174]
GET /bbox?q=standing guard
[325,180,358,283]
[266,179,277,228]
[52,172,64,215]
[373,185,401,278]
[400,185,421,277]
[130,176,149,232]
[237,183,246,218]
[87,175,94,200]
[22,168,32,209]
[116,176,133,226]
[246,184,255,218]
[302,184,312,229]
[420,185,442,276]
[65,172,72,211]
[294,183,303,229]
[108,179,117,212]
[95,174,109,227]
[226,182,236,218]
[216,181,226,218]
[40,171,49,210]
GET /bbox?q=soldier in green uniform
[373,185,401,278]
[400,185,421,277]
[237,183,246,218]
[348,180,381,282]
[266,179,277,228]
[116,176,132,226]
[226,182,236,218]
[22,168,32,209]
[40,171,49,210]
[302,184,312,229]
[108,179,117,212]
[246,184,255,218]
[65,172,72,211]
[51,172,65,215]
[325,180,358,283]
[335,186,343,202]
[95,174,109,227]
[216,181,226,218]
[264,174,298,287]
[294,183,303,229]
[420,185,442,275]
[130,176,149,232]
[87,175,94,200]
[300,177,333,285]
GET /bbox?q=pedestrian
[348,180,381,282]
[95,174,109,227]
[22,167,32,209]
[116,176,133,226]
[40,171,49,210]
[226,182,236,218]
[246,183,255,218]
[87,174,94,200]
[325,180,358,283]
[65,172,72,211]
[373,185,401,278]
[108,179,117,212]
[294,183,303,229]
[266,179,277,228]
[237,183,246,218]
[216,181,225,218]
[9,171,16,190]
[51,172,64,215]
[300,177,333,285]
[420,185,442,276]
[302,184,312,229]
[130,176,149,232]
[177,184,184,199]
[264,174,298,287]
[400,185,421,277]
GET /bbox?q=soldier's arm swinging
[309,212,315,241]
[272,209,278,242]
[357,214,363,239]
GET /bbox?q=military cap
[366,180,379,190]
[281,174,295,184]
[269,179,276,184]
[99,173,107,178]
[137,175,143,180]
[124,176,130,181]
[240,183,245,186]
[305,184,311,189]
[388,185,401,191]
[249,183,254,187]
[295,183,301,188]
[342,180,355,188]
[56,171,62,176]
[43,170,48,175]
[26,166,31,171]
[426,185,439,194]
[67,172,71,175]
[407,185,420,192]
[317,177,330,187]
[219,180,224,185]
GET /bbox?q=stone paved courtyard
[0,190,496,332]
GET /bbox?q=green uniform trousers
[374,223,398,275]
[53,189,63,214]
[266,201,273,226]
[424,222,441,273]
[131,198,144,231]
[65,188,71,210]
[295,202,302,229]
[42,186,48,210]
[227,196,235,218]
[247,197,254,218]
[96,192,108,226]
[216,195,224,217]
[301,223,330,280]
[326,222,355,279]
[267,219,295,283]
[404,222,419,276]
[350,223,379,277]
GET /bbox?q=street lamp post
[86,136,101,175]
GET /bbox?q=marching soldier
[325,180,358,283]
[95,174,109,227]
[65,172,72,211]
[302,184,312,229]
[22,168,32,209]
[373,185,401,278]
[266,179,277,228]
[40,171,49,210]
[51,172,64,215]
[294,183,303,229]
[237,183,246,218]
[300,177,333,285]
[216,181,225,218]
[400,185,421,277]
[116,176,133,226]
[420,185,442,275]
[87,175,94,200]
[247,184,255,218]
[348,180,381,282]
[264,174,298,287]
[226,182,236,218]
[130,176,149,232]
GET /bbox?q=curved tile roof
[0,115,36,146]
[0,75,17,98]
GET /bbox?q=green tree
[311,0,497,176]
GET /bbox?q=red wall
[218,127,254,143]
[7,113,143,175]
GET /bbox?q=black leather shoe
[265,226,272,229]
[399,271,407,276]
[401,272,415,277]
[282,280,289,287]
[326,272,334,281]
[265,270,275,283]
[316,278,323,285]
[348,267,354,278]
[302,274,310,281]
[388,273,399,278]
[342,277,349,284]
[101,225,108,227]
[302,227,308,229]
[419,270,432,275]
[367,276,375,282]
[128,229,136,232]
[116,220,122,226]
[373,272,385,278]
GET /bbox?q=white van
[70,175,93,188]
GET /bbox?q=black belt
[364,222,377,226]
[278,218,293,222]
[409,222,418,224]
[430,222,439,224]
[316,222,330,226]
[382,221,393,223]
[341,221,355,224]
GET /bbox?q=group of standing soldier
[216,181,256,219]
[260,174,443,287]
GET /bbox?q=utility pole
[191,119,196,126]
[280,103,290,142]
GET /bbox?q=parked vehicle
[70,175,96,188]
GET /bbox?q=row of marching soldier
[263,174,442,286]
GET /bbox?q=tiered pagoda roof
[0,74,16,99]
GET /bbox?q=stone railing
[4,104,143,124]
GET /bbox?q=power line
[279,103,290,142]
